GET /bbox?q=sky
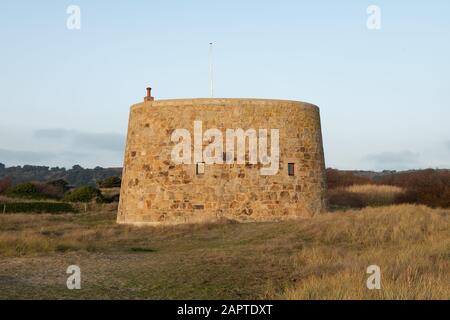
[0,0,449,170]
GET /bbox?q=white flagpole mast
[209,42,214,98]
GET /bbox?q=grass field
[0,204,449,299]
[328,184,406,210]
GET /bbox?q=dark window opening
[288,163,295,176]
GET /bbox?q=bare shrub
[379,169,450,208]
[326,168,372,189]
[328,185,405,210]
[0,177,12,194]
[328,189,366,210]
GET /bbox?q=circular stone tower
[117,92,327,225]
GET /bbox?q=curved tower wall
[118,98,327,225]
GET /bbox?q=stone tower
[117,89,327,225]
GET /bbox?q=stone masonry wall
[117,99,327,225]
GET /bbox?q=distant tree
[50,166,65,172]
[379,169,450,208]
[34,183,62,199]
[5,182,53,200]
[326,168,372,189]
[34,179,70,199]
[0,176,12,194]
[98,176,121,188]
[63,186,102,203]
[0,163,122,187]
[46,179,69,190]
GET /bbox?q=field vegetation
[326,168,450,210]
[0,169,448,299]
[0,204,448,299]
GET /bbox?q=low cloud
[0,129,125,168]
[72,132,125,151]
[363,150,420,170]
[34,129,125,152]
[0,148,55,164]
[34,129,73,139]
[0,148,92,166]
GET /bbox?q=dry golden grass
[345,184,404,195]
[345,184,404,206]
[329,184,406,209]
[0,204,449,299]
[271,205,450,300]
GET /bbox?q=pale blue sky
[0,1,449,170]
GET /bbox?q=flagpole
[209,42,214,98]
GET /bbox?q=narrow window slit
[288,163,295,176]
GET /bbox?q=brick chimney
[144,87,154,102]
